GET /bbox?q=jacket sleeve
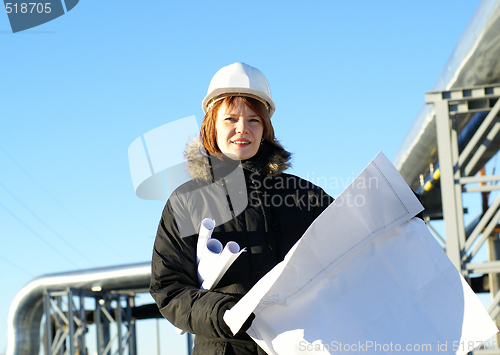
[312,186,334,219]
[149,197,237,338]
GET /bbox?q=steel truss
[43,288,137,355]
[425,84,500,354]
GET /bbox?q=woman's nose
[235,119,248,134]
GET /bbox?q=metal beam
[44,289,136,355]
[426,85,500,274]
[466,261,500,274]
[434,100,464,269]
[465,192,500,253]
[459,175,500,184]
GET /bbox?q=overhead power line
[0,180,97,266]
[0,199,80,268]
[0,253,34,277]
[0,143,114,252]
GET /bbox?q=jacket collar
[184,137,291,183]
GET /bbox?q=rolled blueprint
[176,219,245,335]
[176,220,219,336]
[197,238,223,285]
[201,241,246,290]
[196,218,215,263]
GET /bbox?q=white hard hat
[202,62,275,118]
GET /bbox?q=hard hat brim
[202,87,275,118]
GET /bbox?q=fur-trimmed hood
[184,137,291,182]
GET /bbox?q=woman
[150,62,333,354]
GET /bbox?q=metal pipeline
[393,0,500,191]
[6,262,151,355]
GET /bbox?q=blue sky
[0,1,485,354]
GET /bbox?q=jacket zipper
[221,178,236,219]
[251,180,269,234]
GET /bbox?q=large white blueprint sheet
[224,152,498,355]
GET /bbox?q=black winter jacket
[150,139,333,355]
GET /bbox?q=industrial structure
[6,0,500,354]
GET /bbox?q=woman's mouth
[231,140,251,147]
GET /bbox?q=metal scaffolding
[425,84,500,354]
[43,288,137,355]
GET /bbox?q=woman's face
[215,98,264,160]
